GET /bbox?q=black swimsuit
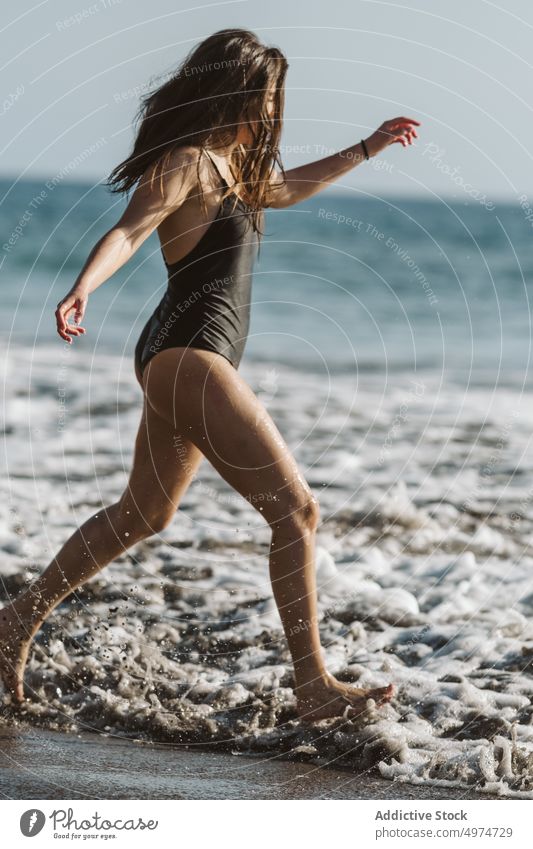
[134,150,259,377]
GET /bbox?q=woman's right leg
[143,347,394,721]
[0,396,203,703]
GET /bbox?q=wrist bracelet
[361,138,370,160]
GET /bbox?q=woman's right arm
[55,147,198,343]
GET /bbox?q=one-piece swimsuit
[134,150,258,376]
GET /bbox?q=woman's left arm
[265,116,420,208]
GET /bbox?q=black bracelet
[361,138,370,160]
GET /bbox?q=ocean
[2,177,532,379]
[1,176,533,798]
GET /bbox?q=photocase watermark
[19,806,159,836]
[57,342,72,433]
[20,809,46,837]
[286,581,424,639]
[173,434,278,510]
[377,379,426,466]
[112,70,175,104]
[517,193,533,231]
[113,81,153,104]
[50,806,158,833]
[256,368,279,405]
[3,191,48,254]
[422,142,495,211]
[285,586,431,642]
[1,83,24,116]
[403,624,431,647]
[318,206,365,231]
[372,224,439,306]
[47,136,108,190]
[6,502,44,612]
[193,477,278,510]
[173,433,207,482]
[339,146,394,173]
[318,210,438,306]
[461,409,520,513]
[183,57,253,77]
[2,137,107,254]
[192,478,239,507]
[148,274,234,354]
[507,484,533,532]
[268,142,393,173]
[56,0,122,30]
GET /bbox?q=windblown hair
[106,28,289,236]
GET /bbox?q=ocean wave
[2,343,533,797]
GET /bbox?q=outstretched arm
[265,116,420,209]
[54,148,198,342]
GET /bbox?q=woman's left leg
[0,397,203,703]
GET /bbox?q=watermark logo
[422,142,495,211]
[20,809,46,837]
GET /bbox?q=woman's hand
[55,286,88,343]
[365,117,420,158]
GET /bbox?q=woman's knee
[110,495,175,540]
[269,495,320,537]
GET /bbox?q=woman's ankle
[293,665,331,693]
[4,595,45,635]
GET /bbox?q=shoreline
[0,725,506,801]
[2,349,533,798]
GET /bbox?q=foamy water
[2,342,533,797]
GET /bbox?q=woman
[0,29,419,721]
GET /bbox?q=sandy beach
[2,347,533,799]
[3,178,533,803]
[0,725,508,800]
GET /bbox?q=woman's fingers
[389,116,421,127]
[73,295,87,325]
[384,118,420,142]
[57,316,75,343]
[55,295,87,343]
[367,116,419,156]
[55,301,71,341]
[382,119,419,132]
[390,125,418,146]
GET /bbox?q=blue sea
[2,177,533,797]
[1,177,532,384]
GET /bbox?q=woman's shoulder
[143,145,205,205]
[164,145,203,184]
[165,145,220,195]
[167,144,202,166]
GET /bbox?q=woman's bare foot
[295,672,394,722]
[0,605,34,704]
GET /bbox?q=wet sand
[0,726,505,800]
[3,351,533,797]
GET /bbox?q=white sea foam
[2,342,533,796]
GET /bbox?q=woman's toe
[371,683,395,704]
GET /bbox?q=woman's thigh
[122,394,204,522]
[142,347,316,525]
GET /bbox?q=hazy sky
[3,0,533,200]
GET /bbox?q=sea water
[1,178,533,797]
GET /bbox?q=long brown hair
[106,28,289,237]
